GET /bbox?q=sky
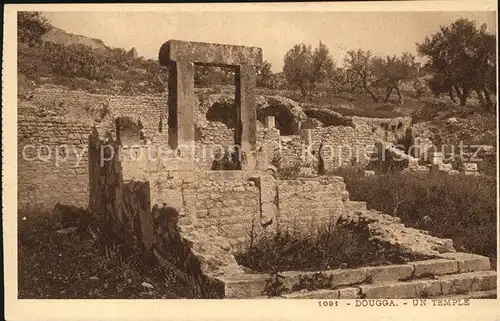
[43,10,496,72]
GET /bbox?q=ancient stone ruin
[81,40,497,299]
[159,40,263,170]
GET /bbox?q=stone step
[437,289,497,299]
[221,254,494,298]
[359,270,496,299]
[345,201,367,211]
[276,271,496,300]
[283,287,360,299]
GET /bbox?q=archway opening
[257,105,298,136]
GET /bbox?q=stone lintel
[159,40,263,67]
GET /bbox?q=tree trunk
[365,85,379,103]
[475,88,486,108]
[483,87,494,113]
[448,85,456,103]
[455,86,468,106]
[384,86,393,103]
[395,86,404,106]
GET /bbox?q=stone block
[280,268,367,292]
[166,60,195,150]
[160,40,263,66]
[284,289,340,299]
[265,116,276,129]
[328,268,368,288]
[365,265,414,283]
[441,163,453,170]
[438,252,491,272]
[364,170,375,177]
[412,259,459,277]
[470,271,497,292]
[220,274,270,298]
[413,279,443,297]
[461,163,478,171]
[346,201,367,211]
[300,129,313,146]
[359,282,417,299]
[429,156,443,165]
[338,287,361,299]
[463,171,480,176]
[235,65,258,168]
[428,151,443,158]
[439,273,473,295]
[439,271,496,295]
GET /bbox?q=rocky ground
[18,210,201,299]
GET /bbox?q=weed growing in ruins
[235,223,399,274]
[276,162,302,180]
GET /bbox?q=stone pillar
[265,116,275,129]
[428,151,443,165]
[300,129,313,146]
[167,61,195,151]
[235,65,257,170]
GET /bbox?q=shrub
[276,162,302,180]
[332,168,497,264]
[234,224,381,273]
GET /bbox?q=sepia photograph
[3,1,499,319]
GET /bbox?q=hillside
[41,27,110,53]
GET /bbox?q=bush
[276,162,302,180]
[332,168,497,264]
[234,224,382,273]
[18,39,168,95]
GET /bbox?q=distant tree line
[281,17,496,110]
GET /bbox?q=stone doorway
[159,40,263,170]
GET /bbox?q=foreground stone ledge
[438,271,497,295]
[439,289,497,299]
[219,274,270,298]
[220,255,496,298]
[338,287,361,299]
[365,265,414,283]
[412,259,459,277]
[284,289,340,299]
[281,268,368,291]
[359,281,419,299]
[438,252,491,272]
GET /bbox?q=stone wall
[278,116,412,170]
[18,86,412,209]
[30,87,168,144]
[18,115,95,208]
[276,178,346,230]
[308,116,412,169]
